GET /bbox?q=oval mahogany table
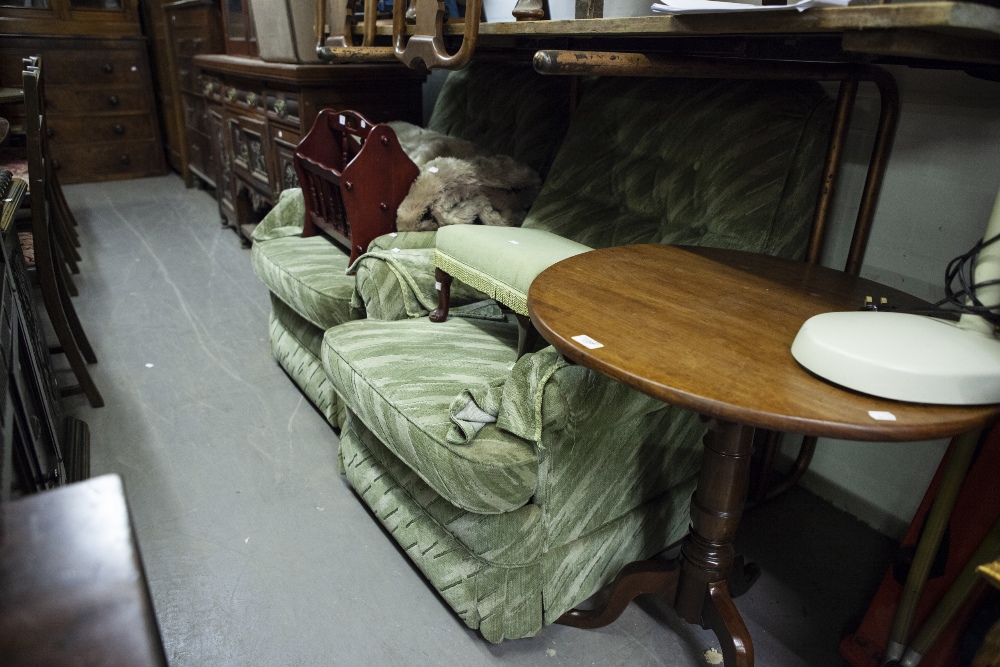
[527,244,1000,667]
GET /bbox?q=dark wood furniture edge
[193,54,425,86]
[163,0,217,9]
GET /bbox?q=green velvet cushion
[268,296,345,428]
[251,234,355,331]
[523,77,834,260]
[322,316,540,514]
[340,410,700,642]
[434,226,591,316]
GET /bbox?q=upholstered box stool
[431,225,591,354]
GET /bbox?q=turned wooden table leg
[674,417,755,666]
[558,559,680,628]
[558,416,756,666]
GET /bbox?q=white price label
[868,411,897,421]
[572,335,604,350]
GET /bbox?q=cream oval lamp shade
[792,188,1000,405]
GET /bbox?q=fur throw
[388,122,542,232]
[388,121,482,168]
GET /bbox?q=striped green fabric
[337,376,700,641]
[354,78,833,323]
[323,316,540,514]
[426,62,571,180]
[268,297,345,428]
[352,237,504,321]
[523,77,834,257]
[251,233,355,332]
[252,186,307,242]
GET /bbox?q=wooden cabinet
[193,55,425,244]
[162,0,226,186]
[0,35,167,183]
[0,0,143,37]
[220,0,258,56]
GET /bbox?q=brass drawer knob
[102,63,113,74]
[114,124,125,136]
[119,154,130,165]
[108,95,119,106]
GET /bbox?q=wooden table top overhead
[528,244,1000,442]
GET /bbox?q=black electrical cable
[931,232,1000,326]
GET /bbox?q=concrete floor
[59,174,895,666]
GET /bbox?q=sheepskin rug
[388,121,541,232]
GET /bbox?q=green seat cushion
[322,316,539,514]
[251,235,355,331]
[434,226,591,316]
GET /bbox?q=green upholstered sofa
[250,62,571,427]
[253,70,836,642]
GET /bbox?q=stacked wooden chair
[0,59,82,293]
[21,58,103,408]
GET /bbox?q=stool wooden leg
[430,268,452,322]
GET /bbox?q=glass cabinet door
[0,0,50,8]
[221,0,257,56]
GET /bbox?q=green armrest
[434,226,591,316]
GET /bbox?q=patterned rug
[17,231,34,267]
[0,148,28,192]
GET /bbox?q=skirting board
[788,463,910,540]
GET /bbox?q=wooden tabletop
[528,245,1000,442]
[0,475,167,666]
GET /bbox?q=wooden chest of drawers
[165,0,225,187]
[0,36,167,184]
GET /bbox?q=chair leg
[430,267,453,322]
[515,314,544,358]
[38,251,103,407]
[58,254,78,297]
[50,172,79,229]
[54,266,96,364]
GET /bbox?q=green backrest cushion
[426,62,572,180]
[524,76,835,259]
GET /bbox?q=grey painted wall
[790,66,1000,538]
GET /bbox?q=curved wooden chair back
[393,0,482,70]
[22,59,103,408]
[316,0,396,61]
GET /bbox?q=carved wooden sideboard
[192,55,425,244]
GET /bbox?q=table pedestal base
[556,417,755,667]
